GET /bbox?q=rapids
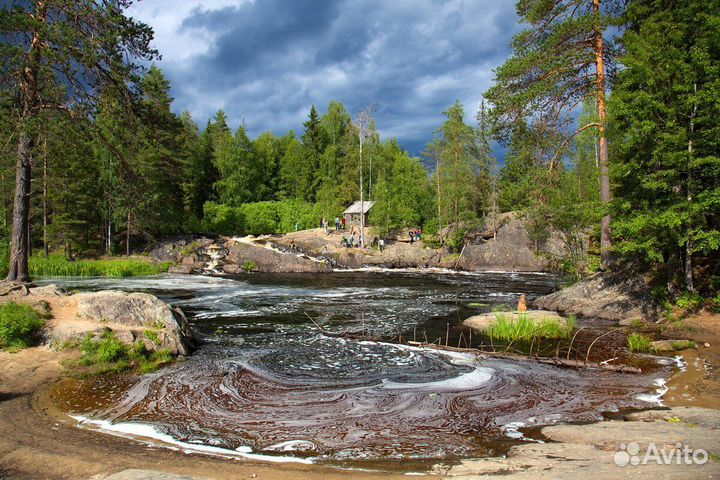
[45,272,670,469]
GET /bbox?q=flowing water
[46,271,670,471]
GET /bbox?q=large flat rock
[442,406,720,479]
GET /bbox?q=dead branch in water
[304,311,382,341]
[406,341,642,374]
[303,311,641,374]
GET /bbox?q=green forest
[0,0,718,298]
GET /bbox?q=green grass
[0,302,46,351]
[670,340,696,351]
[486,313,575,342]
[627,332,655,353]
[67,330,173,376]
[29,254,172,277]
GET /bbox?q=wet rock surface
[533,269,662,323]
[441,406,720,479]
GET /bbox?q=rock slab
[74,290,196,355]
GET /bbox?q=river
[45,271,670,472]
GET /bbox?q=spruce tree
[610,0,720,291]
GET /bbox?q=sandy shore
[1,292,719,479]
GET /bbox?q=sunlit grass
[486,313,575,342]
[65,330,173,376]
[0,302,46,351]
[627,332,654,353]
[29,254,171,277]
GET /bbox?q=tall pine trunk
[7,2,45,282]
[126,211,131,256]
[685,83,697,291]
[43,136,48,258]
[7,132,33,282]
[436,153,443,244]
[594,0,612,269]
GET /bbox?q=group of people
[321,216,346,234]
[409,228,423,243]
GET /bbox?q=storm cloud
[127,0,520,155]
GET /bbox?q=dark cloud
[132,0,521,157]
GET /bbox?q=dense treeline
[1,0,718,298]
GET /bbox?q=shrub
[627,332,654,353]
[712,293,720,314]
[675,292,703,312]
[0,302,46,351]
[242,259,257,272]
[203,200,322,236]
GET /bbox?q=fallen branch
[407,341,642,374]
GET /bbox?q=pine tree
[0,0,157,280]
[485,0,623,268]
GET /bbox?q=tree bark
[436,152,443,244]
[594,0,612,269]
[7,132,33,283]
[42,136,48,258]
[126,211,131,256]
[7,1,46,282]
[685,82,697,292]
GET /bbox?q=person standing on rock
[341,217,346,230]
[409,231,415,243]
[379,238,384,252]
[335,217,340,232]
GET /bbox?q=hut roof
[343,201,375,214]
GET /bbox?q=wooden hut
[343,201,374,227]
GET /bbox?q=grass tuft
[0,302,46,351]
[486,313,575,341]
[67,330,174,376]
[627,332,655,353]
[29,254,171,277]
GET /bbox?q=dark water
[46,272,669,470]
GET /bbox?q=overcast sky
[127,0,521,156]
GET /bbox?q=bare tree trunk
[685,83,697,292]
[436,153,443,244]
[126,211,131,256]
[7,1,45,282]
[107,220,112,255]
[359,134,365,248]
[42,136,48,258]
[7,132,33,282]
[594,0,612,270]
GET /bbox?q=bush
[29,254,169,277]
[242,260,257,272]
[203,200,324,236]
[675,292,703,312]
[627,332,654,353]
[0,302,46,351]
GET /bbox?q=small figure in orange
[517,294,527,313]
